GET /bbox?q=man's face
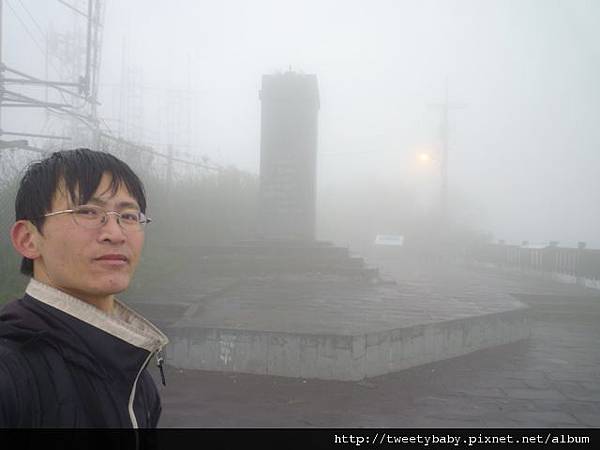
[33,173,145,305]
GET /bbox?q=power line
[4,0,46,59]
[0,0,97,136]
[4,0,73,110]
[15,0,46,41]
[5,1,84,97]
[56,0,89,20]
[3,65,90,101]
[98,132,224,172]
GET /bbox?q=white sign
[374,234,404,246]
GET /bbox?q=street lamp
[416,151,446,222]
[418,152,435,164]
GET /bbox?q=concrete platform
[151,260,600,427]
[132,269,530,381]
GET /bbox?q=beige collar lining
[26,278,169,352]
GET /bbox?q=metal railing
[470,242,600,281]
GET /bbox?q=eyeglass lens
[72,206,146,230]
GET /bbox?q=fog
[2,0,600,248]
[2,0,600,430]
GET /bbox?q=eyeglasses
[42,205,152,231]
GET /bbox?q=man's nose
[99,212,126,241]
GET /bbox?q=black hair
[15,148,147,276]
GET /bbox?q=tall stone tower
[258,71,320,241]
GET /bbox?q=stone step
[188,261,378,279]
[167,244,351,259]
[155,243,374,278]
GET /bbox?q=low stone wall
[167,307,529,381]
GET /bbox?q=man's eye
[76,207,100,217]
[121,212,140,222]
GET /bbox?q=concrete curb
[166,306,529,381]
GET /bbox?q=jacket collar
[26,278,168,353]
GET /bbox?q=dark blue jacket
[0,286,168,428]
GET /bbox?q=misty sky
[2,0,599,247]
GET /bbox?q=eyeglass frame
[39,205,152,231]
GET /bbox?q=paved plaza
[150,259,600,427]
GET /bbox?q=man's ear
[11,220,42,260]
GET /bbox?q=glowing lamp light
[418,153,433,163]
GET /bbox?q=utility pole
[85,0,93,98]
[89,0,102,148]
[429,79,466,224]
[166,144,173,194]
[440,83,449,222]
[0,0,4,138]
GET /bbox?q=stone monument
[258,71,320,241]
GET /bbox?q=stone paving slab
[170,274,525,334]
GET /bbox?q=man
[0,148,168,428]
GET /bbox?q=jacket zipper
[128,347,167,428]
[128,350,155,428]
[156,349,166,386]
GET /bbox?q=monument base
[130,270,529,381]
[175,240,379,280]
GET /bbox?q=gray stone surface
[146,258,530,380]
[150,258,600,427]
[169,273,525,333]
